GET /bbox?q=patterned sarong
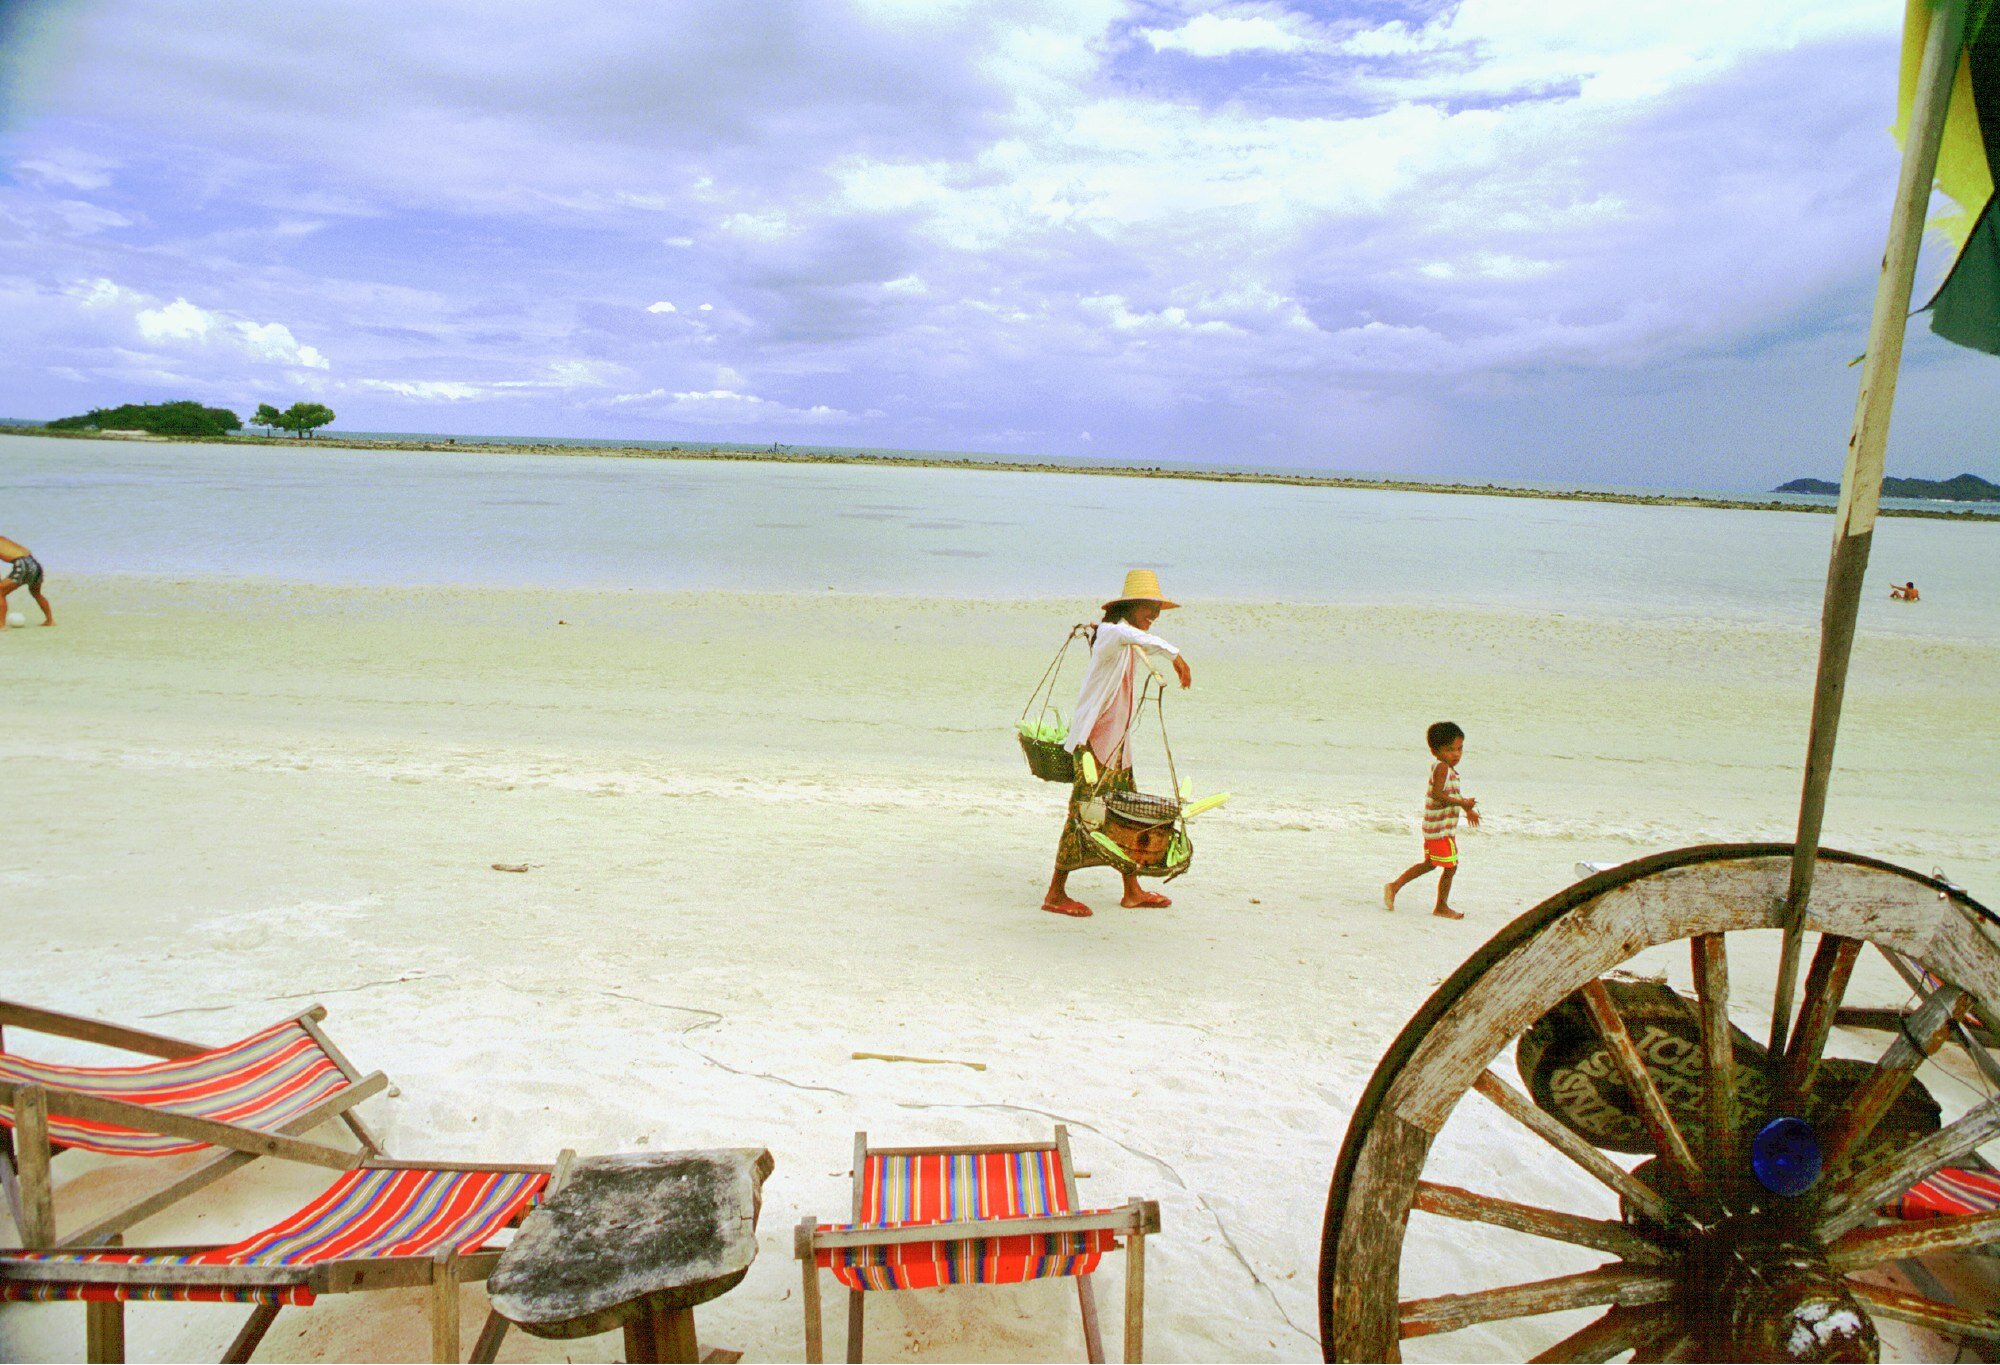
[1054,764,1137,873]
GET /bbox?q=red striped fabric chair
[0,1159,559,1364]
[0,1000,388,1249]
[794,1126,1160,1363]
[1895,1166,2000,1220]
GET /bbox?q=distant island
[11,421,1999,521]
[1775,472,2000,502]
[43,398,336,439]
[48,400,242,439]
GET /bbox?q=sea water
[3,433,1994,642]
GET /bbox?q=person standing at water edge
[0,535,52,629]
[1043,570,1193,918]
[1384,721,1478,919]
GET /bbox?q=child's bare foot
[1043,898,1092,918]
[1121,890,1171,908]
[1383,882,1396,911]
[1433,905,1464,920]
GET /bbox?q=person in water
[1890,581,1920,601]
[1042,569,1192,918]
[0,535,53,629]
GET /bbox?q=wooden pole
[1123,1224,1146,1364]
[15,1083,55,1247]
[430,1251,462,1363]
[1771,0,1972,1056]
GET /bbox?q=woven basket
[1105,791,1181,827]
[1019,732,1076,783]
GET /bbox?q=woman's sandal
[1042,899,1093,918]
[1121,891,1172,908]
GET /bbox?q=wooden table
[487,1148,773,1364]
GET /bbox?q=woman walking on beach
[1043,570,1193,918]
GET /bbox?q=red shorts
[1424,836,1458,868]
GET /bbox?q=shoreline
[18,427,2000,522]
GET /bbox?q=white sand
[3,576,1996,1362]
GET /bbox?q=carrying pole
[1769,0,1972,1057]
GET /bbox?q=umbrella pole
[1769,0,1973,1058]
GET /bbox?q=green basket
[1019,731,1076,783]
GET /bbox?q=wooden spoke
[1781,935,1861,1098]
[1818,1093,2000,1240]
[1689,934,1736,1164]
[1849,1281,2000,1343]
[1820,980,1971,1170]
[1528,1305,1671,1363]
[1827,1207,2000,1271]
[1399,1266,1675,1339]
[1630,1327,1698,1363]
[1413,1182,1669,1264]
[1472,1070,1676,1228]
[1874,945,2000,1088]
[1578,981,1703,1192]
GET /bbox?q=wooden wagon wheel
[1319,843,2000,1362]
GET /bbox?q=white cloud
[546,359,611,387]
[69,280,335,370]
[136,299,214,341]
[606,385,855,426]
[356,360,616,402]
[1338,0,1888,104]
[362,379,484,401]
[1417,253,1557,283]
[1141,10,1319,58]
[646,300,677,313]
[13,150,117,190]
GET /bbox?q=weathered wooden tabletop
[488,1147,775,1340]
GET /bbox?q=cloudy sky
[1,0,1993,487]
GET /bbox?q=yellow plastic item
[1078,750,1099,784]
[1182,792,1232,818]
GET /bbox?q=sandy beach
[4,574,1998,1362]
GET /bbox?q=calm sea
[3,434,1994,642]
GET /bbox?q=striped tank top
[1423,763,1460,836]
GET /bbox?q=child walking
[1384,721,1478,919]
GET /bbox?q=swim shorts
[1424,835,1458,868]
[6,556,41,591]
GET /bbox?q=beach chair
[1894,1166,2000,1221]
[0,1156,563,1363]
[0,999,388,1249]
[794,1126,1160,1363]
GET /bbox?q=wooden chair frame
[0,1153,572,1365]
[794,1126,1161,1363]
[0,999,388,1249]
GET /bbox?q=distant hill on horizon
[1775,472,2000,502]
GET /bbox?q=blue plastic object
[1752,1116,1822,1196]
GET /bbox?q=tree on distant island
[1775,472,2000,502]
[275,401,335,438]
[45,400,242,438]
[253,402,285,436]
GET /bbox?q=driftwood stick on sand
[850,1052,987,1071]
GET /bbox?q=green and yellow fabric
[1899,0,2000,353]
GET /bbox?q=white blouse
[1064,620,1180,764]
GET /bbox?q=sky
[1,0,1994,489]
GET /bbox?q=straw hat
[1103,568,1179,611]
